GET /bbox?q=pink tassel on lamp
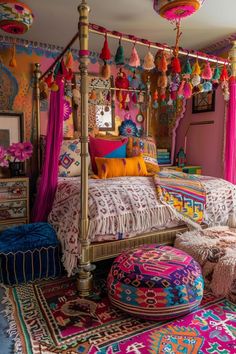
[129,45,140,67]
[202,62,212,80]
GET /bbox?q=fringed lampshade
[153,0,205,21]
[0,0,34,34]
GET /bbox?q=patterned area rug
[2,277,236,354]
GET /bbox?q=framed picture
[192,91,215,114]
[0,112,24,148]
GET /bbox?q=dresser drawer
[0,179,28,201]
[0,200,27,220]
[0,220,27,232]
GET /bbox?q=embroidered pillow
[127,137,159,173]
[95,156,148,179]
[89,135,128,174]
[59,140,90,177]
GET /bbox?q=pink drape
[32,82,64,221]
[225,78,236,184]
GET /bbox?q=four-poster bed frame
[33,0,236,297]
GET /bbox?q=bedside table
[0,177,29,232]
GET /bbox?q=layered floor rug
[1,277,236,354]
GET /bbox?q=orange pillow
[95,156,148,179]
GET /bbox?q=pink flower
[0,146,9,167]
[7,141,33,162]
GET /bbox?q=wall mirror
[74,74,115,132]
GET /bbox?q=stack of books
[157,149,171,165]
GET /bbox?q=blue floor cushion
[0,222,62,285]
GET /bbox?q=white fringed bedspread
[48,175,236,275]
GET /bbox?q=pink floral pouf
[107,244,204,320]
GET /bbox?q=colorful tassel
[212,65,221,81]
[157,73,168,88]
[66,50,74,70]
[220,65,229,82]
[115,40,125,66]
[129,45,140,67]
[100,62,111,80]
[191,74,201,87]
[171,57,181,74]
[202,62,212,80]
[183,82,192,99]
[99,35,111,61]
[9,44,17,68]
[182,58,192,76]
[89,89,97,100]
[143,50,155,70]
[65,68,73,81]
[45,72,53,88]
[160,52,168,73]
[192,59,201,75]
[177,80,185,97]
[203,81,213,92]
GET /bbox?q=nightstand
[0,177,29,232]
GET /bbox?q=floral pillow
[58,140,90,177]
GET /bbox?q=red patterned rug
[2,277,236,354]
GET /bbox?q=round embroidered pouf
[107,245,204,320]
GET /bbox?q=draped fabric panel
[32,82,64,221]
[225,78,236,184]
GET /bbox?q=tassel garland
[129,45,140,67]
[171,57,181,74]
[192,59,201,75]
[220,65,229,82]
[212,65,221,81]
[115,40,125,65]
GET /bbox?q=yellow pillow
[95,156,148,179]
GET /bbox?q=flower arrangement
[0,141,33,168]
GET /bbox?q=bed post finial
[77,0,94,297]
[229,41,236,78]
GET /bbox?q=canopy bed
[32,0,236,297]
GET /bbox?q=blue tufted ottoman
[0,222,62,285]
[107,245,204,320]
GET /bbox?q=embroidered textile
[48,177,175,275]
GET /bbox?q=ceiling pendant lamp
[153,0,205,21]
[0,0,34,34]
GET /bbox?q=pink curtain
[32,81,64,221]
[225,78,236,184]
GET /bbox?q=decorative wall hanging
[0,1,34,34]
[0,62,18,110]
[153,0,205,21]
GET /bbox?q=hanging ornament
[143,48,155,70]
[157,73,168,88]
[183,81,192,99]
[182,57,192,78]
[65,50,74,70]
[220,64,229,82]
[192,58,201,75]
[115,38,125,66]
[115,68,129,109]
[160,51,168,72]
[51,81,59,92]
[9,43,16,67]
[99,34,111,80]
[129,44,140,68]
[153,0,205,21]
[138,91,145,103]
[0,1,34,34]
[202,62,212,80]
[171,56,181,74]
[89,89,97,101]
[65,68,73,81]
[191,74,201,87]
[202,81,212,92]
[212,65,221,81]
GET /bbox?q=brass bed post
[77,0,93,296]
[33,63,41,177]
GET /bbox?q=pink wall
[176,88,225,178]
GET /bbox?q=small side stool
[107,244,204,320]
[0,222,62,286]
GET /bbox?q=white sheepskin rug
[174,226,236,303]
